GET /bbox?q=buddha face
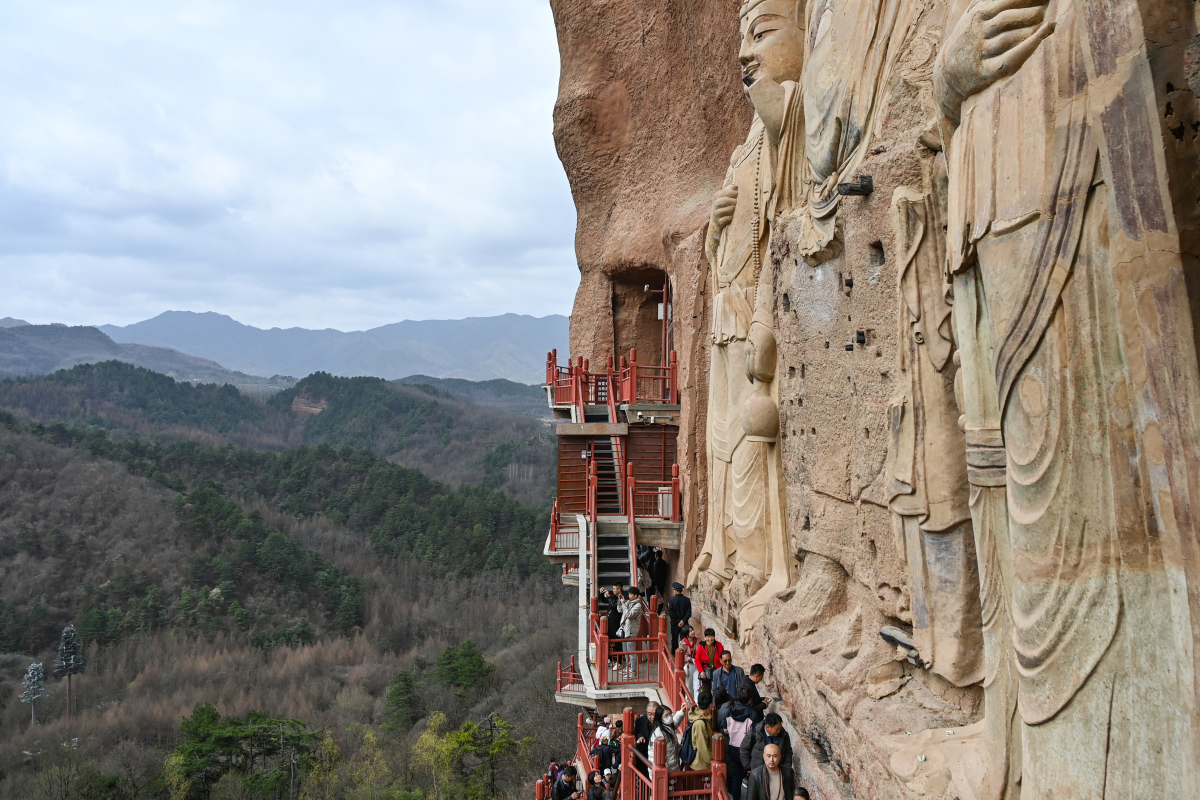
[738,0,804,92]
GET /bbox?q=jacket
[744,764,795,800]
[551,774,578,800]
[650,557,670,590]
[618,596,645,638]
[694,640,725,674]
[686,707,715,770]
[740,720,793,773]
[744,679,768,720]
[722,701,756,749]
[605,595,622,636]
[712,664,746,700]
[649,707,686,771]
[667,593,692,630]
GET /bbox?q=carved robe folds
[945,1,1193,795]
[887,162,982,689]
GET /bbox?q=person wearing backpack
[682,691,715,770]
[723,686,757,799]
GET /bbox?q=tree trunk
[66,674,72,721]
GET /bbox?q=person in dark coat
[745,664,770,721]
[649,549,670,598]
[722,686,757,800]
[551,765,581,800]
[740,713,794,777]
[633,700,657,774]
[743,744,796,800]
[666,582,692,651]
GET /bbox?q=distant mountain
[99,310,569,384]
[396,374,549,416]
[0,317,29,328]
[0,324,292,388]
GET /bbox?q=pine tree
[53,623,85,720]
[20,662,47,723]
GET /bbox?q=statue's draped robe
[701,82,805,622]
[796,0,921,262]
[887,164,983,688]
[947,1,1185,794]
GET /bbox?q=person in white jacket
[649,702,689,772]
[617,588,646,678]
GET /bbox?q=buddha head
[738,0,805,92]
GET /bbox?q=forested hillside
[0,363,555,504]
[0,416,575,799]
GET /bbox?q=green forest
[0,365,574,800]
[0,362,556,505]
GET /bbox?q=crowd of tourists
[549,572,809,800]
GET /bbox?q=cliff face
[551,0,1200,797]
[550,0,752,556]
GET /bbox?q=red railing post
[536,775,545,800]
[671,463,681,522]
[556,661,562,692]
[674,647,688,706]
[659,612,670,663]
[669,349,678,403]
[712,735,728,799]
[620,707,635,799]
[619,355,631,404]
[629,349,639,404]
[599,617,610,689]
[652,739,670,796]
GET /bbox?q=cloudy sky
[0,0,578,331]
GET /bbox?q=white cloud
[0,0,579,331]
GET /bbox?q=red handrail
[547,498,582,555]
[620,348,678,405]
[576,712,598,774]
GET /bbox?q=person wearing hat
[595,716,612,747]
[667,582,692,651]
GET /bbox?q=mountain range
[0,324,289,388]
[98,310,569,384]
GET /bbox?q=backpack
[678,720,698,765]
[726,716,753,748]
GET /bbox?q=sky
[0,0,579,331]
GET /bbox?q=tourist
[650,549,670,598]
[713,686,733,731]
[586,770,605,800]
[743,744,795,800]
[602,769,617,800]
[713,650,746,700]
[592,733,619,773]
[677,624,702,696]
[649,701,688,771]
[740,713,794,777]
[694,628,725,683]
[618,587,646,678]
[595,716,612,747]
[551,765,581,800]
[685,691,716,770]
[667,582,692,651]
[722,686,757,799]
[634,700,658,770]
[548,758,561,783]
[745,664,770,720]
